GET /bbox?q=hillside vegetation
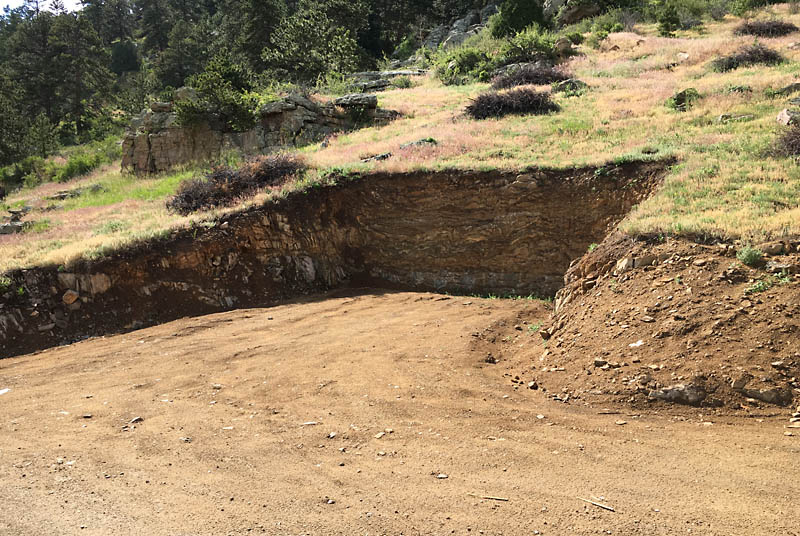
[3,1,800,273]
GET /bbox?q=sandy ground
[1,290,798,535]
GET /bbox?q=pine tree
[50,12,113,135]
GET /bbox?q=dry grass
[5,4,800,272]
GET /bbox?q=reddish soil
[1,290,798,535]
[515,237,800,413]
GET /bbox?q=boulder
[441,29,477,49]
[648,383,707,406]
[554,37,574,56]
[776,82,800,96]
[451,10,480,33]
[480,4,498,23]
[553,78,589,94]
[150,101,173,113]
[556,1,602,24]
[777,108,800,126]
[333,94,378,109]
[422,24,449,50]
[543,0,568,18]
[0,222,23,235]
[174,86,198,103]
[740,386,794,406]
[492,60,552,78]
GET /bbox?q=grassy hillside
[3,3,800,273]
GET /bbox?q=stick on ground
[468,493,510,502]
[577,497,616,512]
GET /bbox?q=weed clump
[774,123,800,156]
[491,64,569,90]
[166,154,305,215]
[734,20,799,37]
[465,88,559,120]
[666,88,701,111]
[710,43,783,72]
[736,245,763,267]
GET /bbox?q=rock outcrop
[0,161,666,358]
[122,93,398,174]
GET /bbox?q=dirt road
[1,291,797,535]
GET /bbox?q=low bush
[499,25,556,64]
[734,20,799,37]
[465,88,560,120]
[434,25,557,86]
[710,43,783,72]
[491,64,569,89]
[666,88,701,111]
[774,123,800,156]
[435,47,495,85]
[1,135,121,190]
[736,245,763,267]
[166,154,305,215]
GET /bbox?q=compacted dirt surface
[1,290,798,535]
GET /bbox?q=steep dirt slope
[498,236,800,413]
[1,291,798,535]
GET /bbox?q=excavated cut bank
[0,161,669,358]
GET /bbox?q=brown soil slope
[1,291,798,535]
[517,236,800,412]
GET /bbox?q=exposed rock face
[0,162,666,358]
[121,93,397,174]
[422,5,497,51]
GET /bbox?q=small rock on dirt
[648,383,706,406]
[62,290,80,305]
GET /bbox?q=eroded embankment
[483,233,800,411]
[0,161,668,358]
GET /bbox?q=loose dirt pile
[492,236,800,414]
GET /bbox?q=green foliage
[666,88,701,111]
[0,275,12,293]
[658,3,681,37]
[110,39,139,74]
[391,76,414,89]
[489,0,546,38]
[736,245,763,266]
[22,218,52,234]
[25,113,59,158]
[1,135,120,191]
[392,35,418,61]
[500,25,556,64]
[176,52,257,132]
[435,46,495,85]
[745,272,791,294]
[263,1,361,81]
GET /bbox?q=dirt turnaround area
[1,291,799,535]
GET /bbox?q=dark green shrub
[465,88,560,120]
[565,32,585,45]
[710,43,783,72]
[666,88,701,111]
[658,3,681,37]
[166,154,305,215]
[500,25,557,64]
[734,20,799,37]
[435,47,495,85]
[176,52,257,132]
[489,0,546,38]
